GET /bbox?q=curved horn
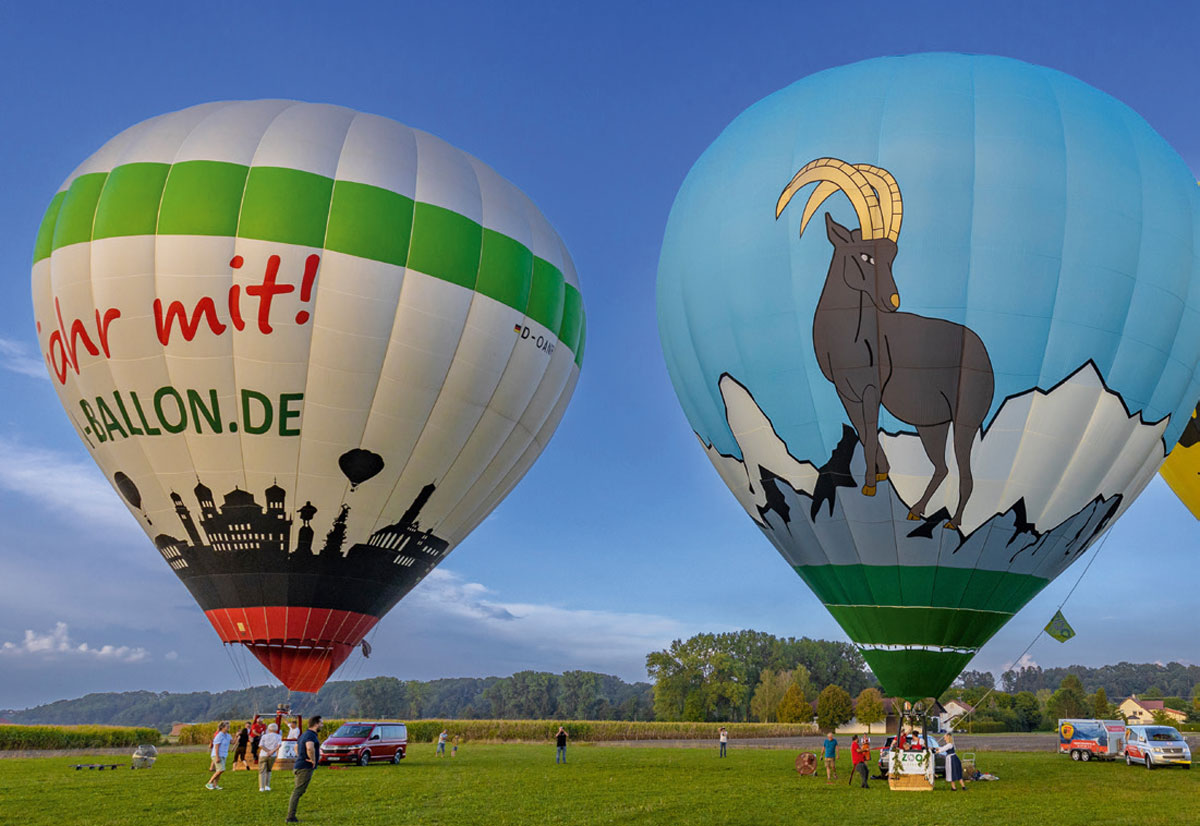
[776,158,884,239]
[854,164,903,241]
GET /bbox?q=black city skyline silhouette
[138,449,450,616]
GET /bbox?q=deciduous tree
[816,685,854,732]
[749,669,791,723]
[854,688,885,734]
[777,684,809,724]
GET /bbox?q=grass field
[0,745,1194,826]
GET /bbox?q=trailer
[1058,719,1126,761]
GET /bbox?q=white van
[1124,725,1191,769]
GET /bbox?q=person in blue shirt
[287,716,324,823]
[206,721,231,790]
[823,732,839,782]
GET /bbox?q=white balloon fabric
[31,101,585,691]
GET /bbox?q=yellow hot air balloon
[1161,404,1200,518]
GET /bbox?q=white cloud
[1004,653,1039,672]
[165,651,179,661]
[0,438,138,532]
[1,622,149,663]
[0,338,49,381]
[404,568,695,669]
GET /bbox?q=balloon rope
[955,524,1116,725]
[222,642,251,699]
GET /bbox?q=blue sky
[1,1,1198,710]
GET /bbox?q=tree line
[998,661,1200,698]
[0,671,653,733]
[645,630,873,723]
[942,671,1200,732]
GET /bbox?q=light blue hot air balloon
[657,54,1200,700]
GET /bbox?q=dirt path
[0,745,207,760]
[595,732,1200,752]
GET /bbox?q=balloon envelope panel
[1160,404,1200,519]
[657,54,1200,700]
[32,101,584,692]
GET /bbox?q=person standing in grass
[718,727,728,758]
[938,734,965,791]
[437,729,448,756]
[206,721,231,790]
[822,732,838,782]
[452,735,459,758]
[233,722,250,769]
[257,723,283,792]
[849,734,869,788]
[287,716,323,824]
[555,726,568,764]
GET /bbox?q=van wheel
[392,750,402,765]
[1126,753,1132,766]
[1080,750,1091,762]
[1070,750,1080,761]
[359,751,371,767]
[1145,754,1154,771]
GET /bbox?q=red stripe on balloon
[203,606,380,693]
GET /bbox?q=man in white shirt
[258,723,284,791]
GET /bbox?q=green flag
[1045,610,1076,643]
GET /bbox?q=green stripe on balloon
[574,313,586,367]
[326,180,413,267]
[860,649,978,702]
[408,202,482,290]
[33,191,66,263]
[559,283,584,351]
[478,229,533,310]
[52,172,108,249]
[239,167,333,248]
[94,163,170,239]
[159,161,249,236]
[527,258,565,334]
[795,564,1049,613]
[33,160,585,359]
[825,605,1011,648]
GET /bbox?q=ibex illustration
[776,158,994,530]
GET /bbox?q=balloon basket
[888,773,934,791]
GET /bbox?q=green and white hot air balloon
[31,101,585,692]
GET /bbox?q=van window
[1144,727,1182,741]
[332,724,373,738]
[398,725,407,740]
[384,725,399,739]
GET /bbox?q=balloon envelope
[32,101,585,691]
[1159,404,1200,518]
[657,55,1200,700]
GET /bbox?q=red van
[319,722,408,766]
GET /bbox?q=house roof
[1124,697,1162,711]
[1123,697,1186,717]
[945,699,975,713]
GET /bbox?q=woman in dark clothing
[233,724,251,767]
[938,734,965,790]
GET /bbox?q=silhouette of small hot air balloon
[338,449,385,491]
[113,471,150,524]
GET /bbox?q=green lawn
[1,745,1193,826]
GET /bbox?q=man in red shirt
[850,734,870,788]
[249,715,267,768]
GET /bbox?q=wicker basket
[888,772,934,791]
